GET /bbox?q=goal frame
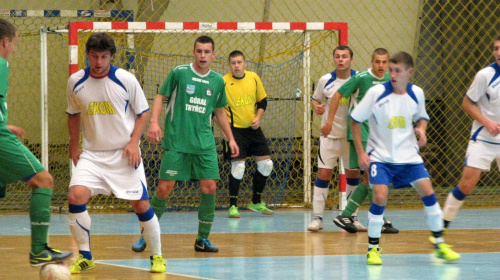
[66,21,348,204]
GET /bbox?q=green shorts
[159,149,220,181]
[0,131,44,186]
[349,140,367,170]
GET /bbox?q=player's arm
[321,91,343,136]
[414,119,428,148]
[252,97,267,129]
[462,95,500,137]
[123,110,150,168]
[6,125,25,141]
[214,107,239,157]
[311,98,325,115]
[68,114,81,165]
[147,94,167,143]
[350,117,370,170]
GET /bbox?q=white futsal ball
[39,263,71,280]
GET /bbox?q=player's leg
[367,183,387,265]
[308,167,332,232]
[412,173,460,262]
[68,185,95,273]
[228,160,245,218]
[443,166,481,226]
[133,149,182,252]
[130,199,166,273]
[0,141,72,266]
[247,128,274,215]
[342,139,366,231]
[193,153,220,252]
[248,156,274,215]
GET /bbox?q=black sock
[252,171,268,204]
[229,175,241,207]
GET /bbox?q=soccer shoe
[435,243,460,262]
[352,216,368,232]
[247,201,275,215]
[333,215,358,233]
[132,236,147,252]
[194,238,219,252]
[69,254,95,274]
[367,247,383,265]
[381,221,399,234]
[307,218,324,232]
[429,228,448,245]
[228,205,241,218]
[29,246,73,266]
[150,255,167,273]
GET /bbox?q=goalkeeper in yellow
[222,50,274,218]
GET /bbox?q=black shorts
[224,127,271,160]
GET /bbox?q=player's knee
[28,171,54,189]
[257,159,273,176]
[231,160,246,180]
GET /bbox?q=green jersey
[0,57,9,128]
[337,68,390,141]
[159,63,227,154]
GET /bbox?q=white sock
[140,214,162,256]
[424,202,444,233]
[68,210,91,252]
[443,191,465,222]
[312,186,329,219]
[368,211,384,239]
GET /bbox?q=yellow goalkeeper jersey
[223,70,267,128]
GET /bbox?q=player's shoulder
[68,68,88,84]
[477,63,499,78]
[354,69,370,78]
[0,57,7,69]
[113,66,137,79]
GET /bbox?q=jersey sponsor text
[87,101,116,115]
[388,116,406,129]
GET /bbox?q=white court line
[95,261,215,280]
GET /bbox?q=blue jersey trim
[108,65,127,93]
[487,62,500,87]
[73,68,90,93]
[376,82,418,104]
[324,69,356,88]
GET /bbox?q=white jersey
[66,65,150,151]
[312,70,356,139]
[465,62,500,144]
[350,82,429,164]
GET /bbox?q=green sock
[151,193,167,220]
[342,183,369,217]
[30,187,52,254]
[197,193,215,240]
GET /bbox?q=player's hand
[484,120,500,137]
[69,145,82,166]
[313,104,325,115]
[358,152,371,170]
[251,117,261,130]
[7,125,25,141]
[123,143,142,168]
[229,140,239,158]
[147,123,163,144]
[414,127,427,148]
[321,123,332,137]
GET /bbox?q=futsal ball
[39,263,71,280]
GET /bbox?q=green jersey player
[0,18,72,266]
[131,35,239,253]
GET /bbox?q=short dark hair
[85,32,116,56]
[389,51,414,68]
[371,48,389,61]
[228,50,245,61]
[194,35,215,51]
[0,19,17,41]
[333,45,353,58]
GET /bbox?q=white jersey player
[350,51,460,265]
[65,32,166,274]
[439,35,500,241]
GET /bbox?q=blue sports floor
[1,208,499,279]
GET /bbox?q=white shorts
[464,140,500,172]
[69,149,149,200]
[317,137,349,169]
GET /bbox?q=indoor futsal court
[1,208,499,279]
